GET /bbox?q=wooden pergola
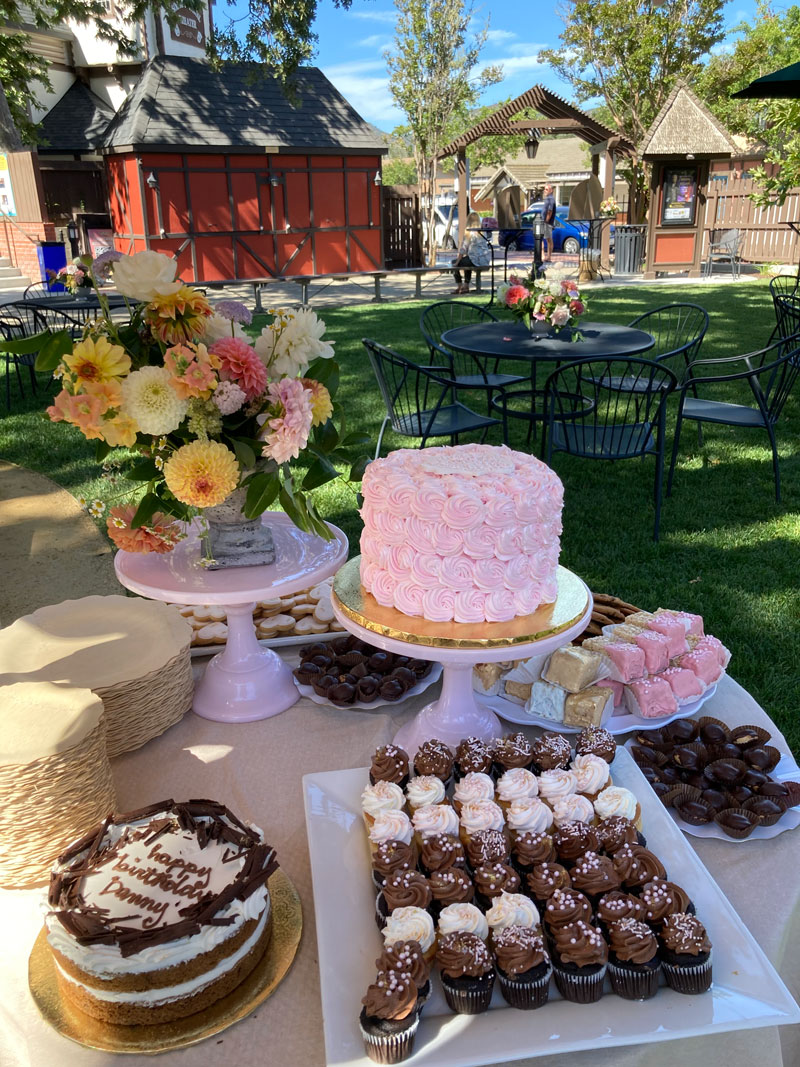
[438,85,634,260]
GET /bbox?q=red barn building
[102,57,386,282]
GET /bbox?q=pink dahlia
[261,378,313,465]
[504,284,529,308]
[209,337,267,401]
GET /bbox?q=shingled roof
[39,81,115,153]
[102,56,386,153]
[639,82,738,158]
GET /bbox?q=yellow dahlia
[63,336,131,386]
[163,440,239,508]
[301,378,333,427]
[146,285,213,345]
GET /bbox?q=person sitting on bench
[452,211,491,294]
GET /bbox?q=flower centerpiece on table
[599,197,620,218]
[496,273,587,340]
[48,257,94,294]
[35,249,369,559]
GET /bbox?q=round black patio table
[20,292,129,312]
[440,319,655,445]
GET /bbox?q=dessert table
[2,668,798,1067]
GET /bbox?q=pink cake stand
[331,558,592,757]
[114,512,348,723]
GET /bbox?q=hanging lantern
[524,131,541,159]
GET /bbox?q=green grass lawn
[2,278,799,752]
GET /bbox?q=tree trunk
[0,80,24,152]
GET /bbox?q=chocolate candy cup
[380,678,408,702]
[351,661,370,680]
[631,746,668,768]
[658,766,682,786]
[744,746,781,773]
[294,661,323,685]
[368,652,393,673]
[728,724,771,749]
[706,758,747,785]
[390,666,417,687]
[310,653,335,668]
[661,784,701,809]
[303,641,334,657]
[714,807,759,839]
[759,782,791,809]
[674,799,714,825]
[696,717,728,745]
[663,719,698,743]
[727,784,754,805]
[328,681,357,705]
[653,782,673,800]
[312,673,339,696]
[741,769,769,791]
[743,797,785,826]
[407,659,433,679]
[356,677,381,701]
[640,766,661,786]
[671,743,707,771]
[710,742,744,762]
[700,788,730,813]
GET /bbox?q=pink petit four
[677,647,722,686]
[645,614,688,658]
[660,609,704,637]
[600,641,646,684]
[634,630,671,674]
[660,667,705,705]
[596,676,625,708]
[694,635,731,669]
[624,677,679,720]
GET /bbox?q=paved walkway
[0,461,121,625]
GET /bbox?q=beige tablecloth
[2,669,798,1067]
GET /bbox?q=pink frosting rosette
[514,585,544,617]
[371,569,399,607]
[410,478,448,518]
[421,588,456,622]
[484,494,516,529]
[360,559,380,594]
[484,589,517,622]
[472,557,506,592]
[513,494,541,524]
[386,480,417,515]
[454,589,486,623]
[394,581,425,617]
[360,531,386,564]
[406,515,439,555]
[440,556,475,590]
[461,525,498,559]
[441,490,484,529]
[503,556,530,591]
[430,524,464,554]
[387,542,416,575]
[521,524,545,554]
[371,509,406,544]
[411,554,443,589]
[541,576,559,604]
[494,527,524,561]
[529,552,554,584]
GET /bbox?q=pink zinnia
[261,378,313,465]
[210,337,267,401]
[504,285,529,308]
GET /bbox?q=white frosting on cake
[359,445,563,623]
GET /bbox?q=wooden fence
[704,176,800,264]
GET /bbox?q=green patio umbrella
[731,61,800,99]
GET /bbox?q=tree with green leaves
[386,0,500,257]
[540,0,725,220]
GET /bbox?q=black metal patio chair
[772,293,800,341]
[0,308,39,409]
[20,302,86,339]
[541,356,678,541]
[420,300,526,415]
[627,303,709,378]
[666,335,800,504]
[362,338,500,458]
[769,272,800,314]
[23,279,67,298]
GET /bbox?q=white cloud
[322,65,402,126]
[359,34,391,48]
[506,41,549,58]
[486,29,517,44]
[349,9,397,22]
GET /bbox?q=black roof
[39,81,115,153]
[102,56,385,153]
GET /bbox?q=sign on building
[170,7,205,48]
[0,154,18,217]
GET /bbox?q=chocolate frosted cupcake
[569,851,622,903]
[375,939,431,1008]
[596,815,645,853]
[574,725,617,763]
[493,732,533,774]
[465,828,510,870]
[606,917,661,1000]
[550,920,608,1003]
[611,843,666,890]
[493,926,552,1010]
[512,830,557,875]
[640,878,694,926]
[413,739,454,786]
[472,862,521,909]
[436,931,496,1014]
[659,913,712,994]
[372,839,417,891]
[531,732,572,773]
[359,969,421,1064]
[370,745,410,788]
[428,868,474,916]
[526,862,571,903]
[419,833,465,876]
[596,891,644,935]
[554,821,600,867]
[543,888,593,933]
[455,736,494,780]
[376,871,432,930]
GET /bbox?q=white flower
[204,312,247,344]
[113,251,178,303]
[88,499,106,517]
[254,307,335,377]
[551,305,571,327]
[213,379,247,415]
[120,366,188,435]
[548,281,563,297]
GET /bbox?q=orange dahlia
[163,439,240,508]
[106,505,183,554]
[210,337,268,401]
[146,285,213,345]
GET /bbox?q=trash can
[614,225,646,274]
[36,241,68,289]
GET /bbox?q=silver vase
[201,487,276,570]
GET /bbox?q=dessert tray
[484,684,718,735]
[303,748,799,1067]
[295,663,443,711]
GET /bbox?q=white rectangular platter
[303,748,800,1067]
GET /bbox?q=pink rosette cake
[360,445,563,623]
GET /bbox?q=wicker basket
[0,683,117,889]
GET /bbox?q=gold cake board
[332,559,590,650]
[28,869,301,1055]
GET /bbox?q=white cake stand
[331,558,592,757]
[114,512,348,723]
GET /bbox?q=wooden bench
[397,265,487,299]
[289,271,388,305]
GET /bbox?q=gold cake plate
[332,558,590,650]
[28,869,301,1055]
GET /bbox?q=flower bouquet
[599,197,620,218]
[47,257,94,294]
[496,274,587,340]
[32,249,369,562]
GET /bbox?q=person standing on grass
[542,183,556,262]
[452,211,491,294]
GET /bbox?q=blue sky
[222,0,772,130]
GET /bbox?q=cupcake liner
[673,798,714,826]
[359,1009,419,1064]
[553,962,607,1003]
[743,797,785,827]
[661,953,713,995]
[783,780,800,808]
[608,960,661,1000]
[728,724,771,749]
[631,746,669,768]
[375,892,389,930]
[497,965,552,1009]
[713,807,760,839]
[338,651,368,667]
[758,746,783,774]
[706,758,747,787]
[440,971,495,1014]
[696,715,728,733]
[372,869,386,892]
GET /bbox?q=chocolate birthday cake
[44,799,278,1025]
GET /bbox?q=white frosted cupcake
[453,772,495,814]
[496,768,539,811]
[570,754,612,801]
[594,786,642,831]
[369,810,414,856]
[537,768,578,807]
[361,780,406,829]
[383,905,437,962]
[412,803,460,844]
[406,775,447,812]
[552,794,596,828]
[459,800,505,848]
[437,902,489,941]
[506,797,554,838]
[485,891,540,933]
